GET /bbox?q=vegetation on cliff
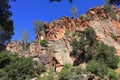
[70,27,120,79]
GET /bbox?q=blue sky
[10,0,104,42]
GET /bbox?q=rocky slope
[6,5,120,72]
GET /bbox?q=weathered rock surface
[52,38,73,65]
[6,6,120,72]
[36,17,76,41]
[29,42,41,55]
[87,6,120,55]
[6,41,22,53]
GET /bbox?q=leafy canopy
[0,51,46,80]
[0,0,15,45]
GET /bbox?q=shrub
[86,60,108,78]
[111,34,118,41]
[108,69,118,80]
[58,64,85,80]
[71,27,96,62]
[58,63,72,80]
[84,27,96,45]
[47,69,54,80]
[40,39,48,47]
[86,60,100,74]
[0,51,37,80]
[65,30,70,35]
[86,16,91,21]
[71,39,79,51]
[85,47,94,62]
[74,66,82,75]
[106,55,119,69]
[36,64,46,75]
[96,43,119,69]
[70,31,75,36]
[39,69,54,80]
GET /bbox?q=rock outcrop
[6,6,120,71]
[36,17,76,41]
[52,38,73,65]
[6,41,22,53]
[86,6,120,55]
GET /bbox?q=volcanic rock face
[6,6,120,70]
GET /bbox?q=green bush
[36,64,46,75]
[111,34,118,41]
[0,51,38,80]
[58,64,84,80]
[70,31,75,36]
[71,39,79,51]
[85,47,94,62]
[108,69,118,80]
[40,39,48,47]
[84,27,96,45]
[106,55,119,69]
[65,30,70,35]
[74,66,82,75]
[71,27,96,62]
[39,69,54,80]
[58,63,72,80]
[46,69,54,80]
[86,16,91,21]
[96,43,119,69]
[86,60,108,78]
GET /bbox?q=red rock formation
[6,6,120,72]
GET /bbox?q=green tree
[70,39,79,51]
[0,51,40,80]
[108,69,118,80]
[58,63,72,80]
[96,43,119,69]
[58,64,85,80]
[84,27,96,46]
[35,64,46,75]
[71,27,96,64]
[86,60,108,78]
[0,0,15,45]
[0,51,46,80]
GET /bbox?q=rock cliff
[6,5,120,72]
